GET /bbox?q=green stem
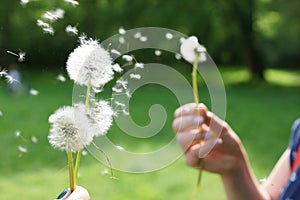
[67,151,75,192]
[74,82,91,186]
[192,53,204,196]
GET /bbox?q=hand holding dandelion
[180,36,207,196]
[48,35,116,193]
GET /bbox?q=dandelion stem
[74,82,91,186]
[192,52,204,196]
[67,151,75,192]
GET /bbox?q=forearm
[221,147,271,200]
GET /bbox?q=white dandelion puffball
[88,100,113,137]
[48,104,94,152]
[66,35,114,88]
[180,36,207,64]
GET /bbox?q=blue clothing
[278,119,300,200]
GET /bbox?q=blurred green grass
[0,67,299,199]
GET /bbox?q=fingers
[176,130,214,151]
[174,103,207,118]
[172,115,204,132]
[66,186,90,200]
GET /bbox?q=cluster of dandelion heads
[48,104,94,152]
[66,35,114,88]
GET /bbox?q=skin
[172,103,291,200]
[60,186,90,200]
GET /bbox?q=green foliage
[0,67,299,199]
[0,0,299,69]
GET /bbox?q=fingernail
[193,116,204,126]
[56,188,68,199]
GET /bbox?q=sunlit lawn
[0,67,299,199]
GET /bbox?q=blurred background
[0,0,299,199]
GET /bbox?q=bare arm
[173,103,290,200]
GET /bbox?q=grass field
[0,67,299,199]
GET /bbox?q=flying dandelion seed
[82,150,88,156]
[134,62,144,69]
[56,74,66,82]
[116,146,124,151]
[139,36,148,42]
[114,101,126,108]
[43,9,65,22]
[0,111,3,117]
[29,89,39,96]
[31,136,38,143]
[0,68,7,77]
[110,49,121,56]
[165,32,173,40]
[125,89,131,98]
[122,109,129,115]
[18,146,27,153]
[20,0,29,6]
[65,25,78,36]
[119,36,125,44]
[112,63,123,73]
[6,50,26,62]
[102,169,109,175]
[154,50,162,56]
[122,55,133,62]
[129,73,141,80]
[92,87,103,93]
[133,32,142,39]
[175,53,182,60]
[36,19,50,28]
[118,27,126,35]
[112,87,123,93]
[43,26,55,35]
[64,0,79,7]
[15,130,21,138]
[116,79,128,89]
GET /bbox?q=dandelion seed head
[29,89,39,96]
[180,36,207,64]
[65,25,78,36]
[154,50,162,56]
[66,35,114,88]
[48,104,94,152]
